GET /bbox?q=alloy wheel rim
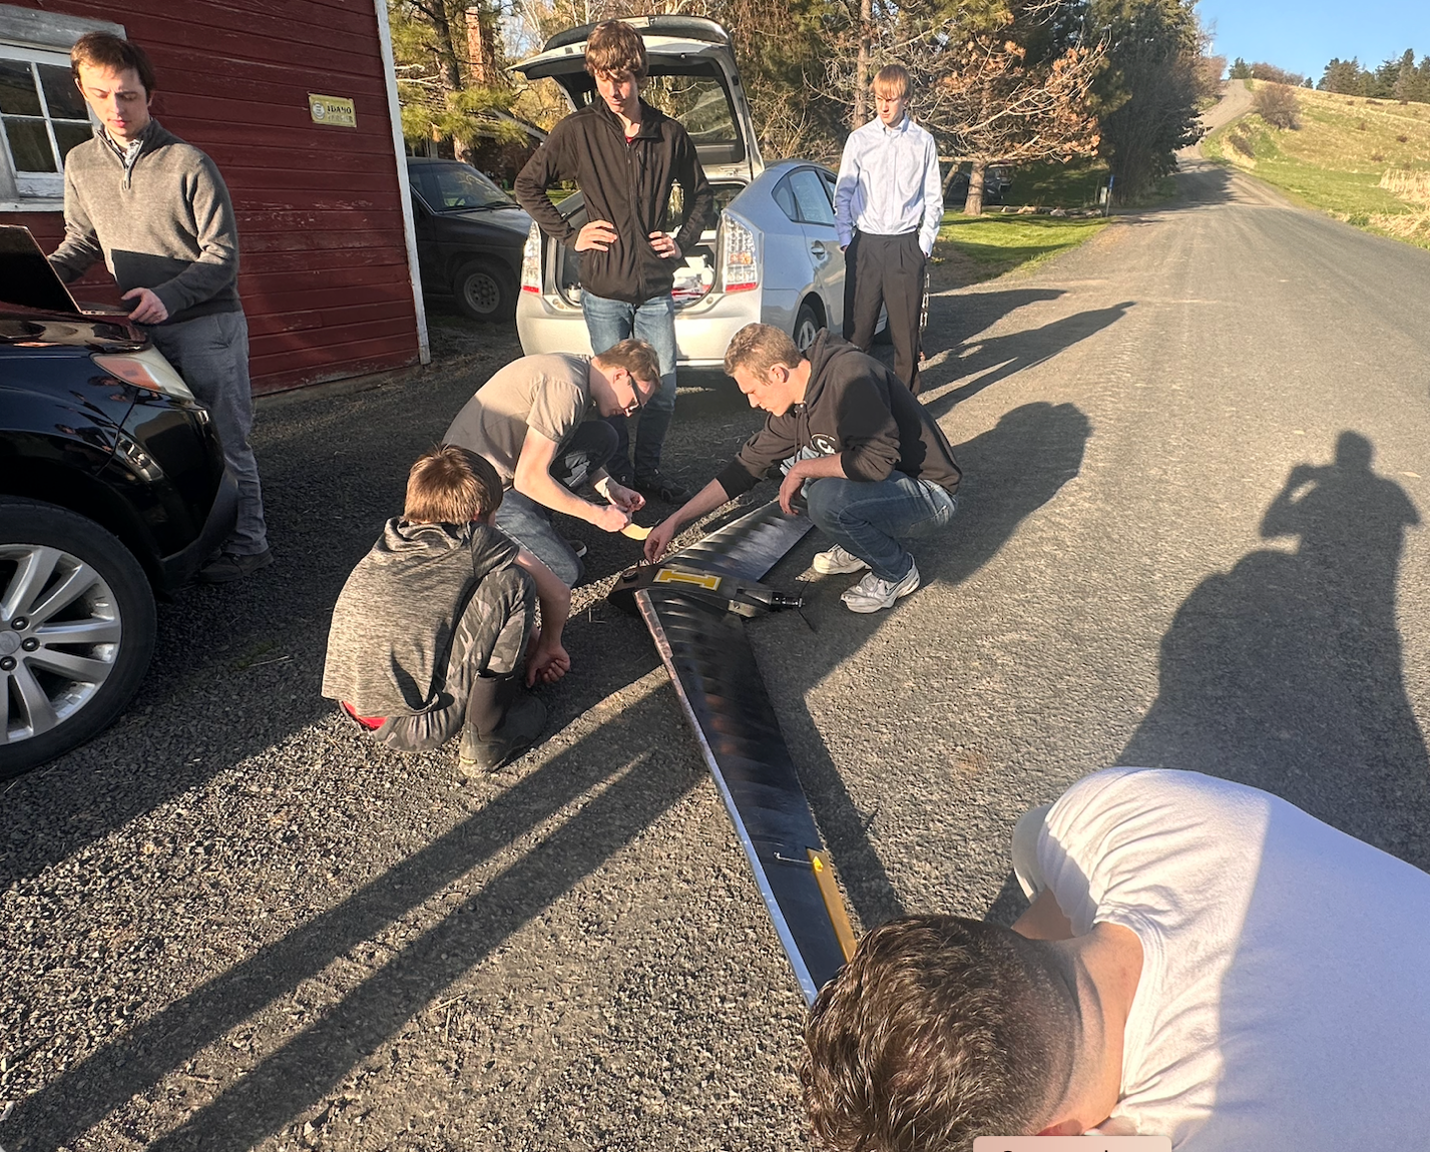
[0,543,123,745]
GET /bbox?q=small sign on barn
[308,94,357,128]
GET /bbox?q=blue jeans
[804,472,957,582]
[494,419,617,587]
[581,291,678,480]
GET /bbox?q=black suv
[0,226,236,777]
[408,157,533,321]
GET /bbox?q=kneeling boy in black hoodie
[323,445,570,772]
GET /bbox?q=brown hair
[403,445,503,525]
[872,63,911,101]
[593,337,661,386]
[800,916,1075,1150]
[70,32,158,95]
[584,20,647,81]
[723,322,802,380]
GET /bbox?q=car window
[772,176,798,223]
[788,168,835,227]
[428,164,512,211]
[640,74,741,157]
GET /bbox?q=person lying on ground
[443,340,659,586]
[643,323,960,613]
[322,446,569,775]
[801,766,1430,1150]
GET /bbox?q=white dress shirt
[834,113,943,256]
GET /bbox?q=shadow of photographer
[1120,431,1429,866]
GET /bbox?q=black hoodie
[715,332,962,499]
[515,99,714,304]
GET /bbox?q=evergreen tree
[1229,57,1251,79]
[1086,0,1211,201]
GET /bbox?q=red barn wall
[6,0,422,394]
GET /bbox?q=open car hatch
[512,16,764,184]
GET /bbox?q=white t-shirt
[1024,767,1430,1151]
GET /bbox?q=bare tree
[893,1,1105,214]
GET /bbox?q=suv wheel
[453,260,515,322]
[0,500,156,778]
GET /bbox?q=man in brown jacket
[644,324,960,613]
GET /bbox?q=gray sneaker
[812,544,868,575]
[840,560,921,613]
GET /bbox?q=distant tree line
[1318,50,1430,103]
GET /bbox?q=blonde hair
[403,445,503,525]
[723,323,801,379]
[872,63,911,101]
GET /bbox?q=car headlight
[91,347,196,403]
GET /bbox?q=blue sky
[1197,0,1430,82]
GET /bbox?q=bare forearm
[514,468,605,526]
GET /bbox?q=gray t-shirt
[443,353,593,485]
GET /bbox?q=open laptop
[0,224,90,314]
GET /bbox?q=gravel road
[4,144,1429,1150]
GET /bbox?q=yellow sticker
[655,567,721,590]
[621,523,651,540]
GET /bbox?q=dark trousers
[842,230,925,395]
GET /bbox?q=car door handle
[810,241,828,257]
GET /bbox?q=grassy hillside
[1203,84,1430,247]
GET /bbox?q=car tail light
[91,348,195,402]
[521,221,542,294]
[721,211,759,293]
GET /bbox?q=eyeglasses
[625,378,651,414]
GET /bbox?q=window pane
[54,120,92,161]
[432,163,509,209]
[3,116,57,171]
[39,63,87,119]
[0,60,42,116]
[772,177,798,223]
[789,169,835,226]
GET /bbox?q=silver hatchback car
[513,16,853,366]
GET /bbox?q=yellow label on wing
[621,523,651,540]
[655,567,721,590]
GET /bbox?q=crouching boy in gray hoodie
[323,445,570,773]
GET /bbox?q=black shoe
[605,458,635,488]
[198,548,273,584]
[458,693,547,775]
[634,470,691,504]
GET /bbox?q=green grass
[1000,158,1111,209]
[937,214,1109,278]
[1203,87,1430,247]
[931,158,1111,281]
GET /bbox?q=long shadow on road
[4,687,700,1151]
[760,400,1093,929]
[1120,431,1430,868]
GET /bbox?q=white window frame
[0,5,123,211]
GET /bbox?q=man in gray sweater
[48,32,269,583]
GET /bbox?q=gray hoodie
[322,520,524,717]
[48,119,242,323]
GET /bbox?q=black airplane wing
[609,500,856,1004]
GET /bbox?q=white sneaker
[813,544,868,575]
[840,560,921,613]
